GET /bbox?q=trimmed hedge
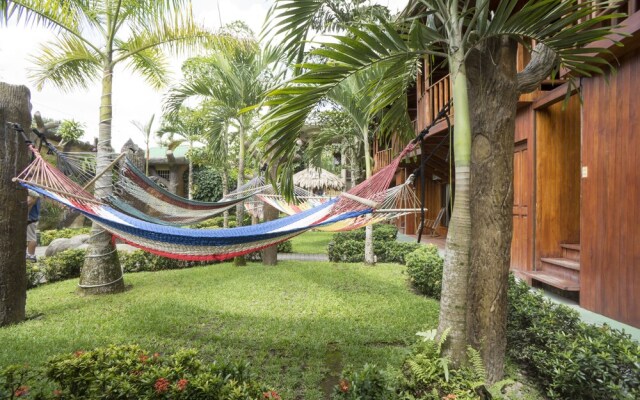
[1,345,274,399]
[40,228,90,246]
[327,225,419,263]
[405,245,443,299]
[507,277,640,399]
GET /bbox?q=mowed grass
[290,230,335,254]
[0,261,438,399]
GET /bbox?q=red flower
[339,379,350,393]
[139,354,149,363]
[176,378,188,391]
[263,390,281,399]
[443,395,457,400]
[154,378,170,394]
[14,386,29,397]
[153,352,161,359]
[73,350,84,358]
[53,389,62,397]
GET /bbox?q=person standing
[26,189,41,262]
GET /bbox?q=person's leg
[26,223,37,260]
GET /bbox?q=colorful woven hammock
[15,142,416,261]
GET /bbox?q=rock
[45,234,90,257]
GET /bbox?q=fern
[466,346,487,384]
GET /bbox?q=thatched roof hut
[293,167,344,194]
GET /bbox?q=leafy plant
[40,228,90,246]
[332,364,397,400]
[119,251,209,273]
[507,276,640,399]
[39,249,86,283]
[405,245,444,299]
[1,345,272,399]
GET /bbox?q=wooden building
[374,1,640,328]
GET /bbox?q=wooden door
[511,140,531,272]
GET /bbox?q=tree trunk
[188,159,194,200]
[362,127,375,265]
[466,38,520,383]
[234,122,246,266]
[80,63,125,295]
[261,202,279,265]
[437,46,472,365]
[0,83,31,326]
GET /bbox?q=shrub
[330,224,398,246]
[40,228,90,246]
[38,199,66,231]
[26,262,45,289]
[507,277,640,399]
[327,232,418,264]
[39,249,86,283]
[119,251,208,273]
[332,364,397,400]
[1,345,273,399]
[405,245,444,299]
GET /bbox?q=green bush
[26,263,45,289]
[38,199,66,231]
[333,331,490,400]
[507,276,640,399]
[40,228,90,246]
[1,345,273,399]
[327,228,418,263]
[405,245,444,299]
[119,251,208,273]
[332,364,396,400]
[327,239,365,263]
[39,249,86,283]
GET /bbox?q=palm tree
[164,26,284,264]
[131,114,156,176]
[157,108,206,200]
[260,0,621,380]
[1,0,217,294]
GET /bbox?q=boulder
[45,234,90,257]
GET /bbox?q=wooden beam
[533,81,579,110]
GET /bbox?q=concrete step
[523,271,580,291]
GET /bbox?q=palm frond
[28,33,101,91]
[122,45,169,89]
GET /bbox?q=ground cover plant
[1,261,438,399]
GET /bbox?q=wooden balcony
[417,74,453,133]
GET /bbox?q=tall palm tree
[131,114,155,176]
[164,28,285,264]
[157,108,206,200]
[260,0,621,380]
[1,0,216,294]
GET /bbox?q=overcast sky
[0,0,407,150]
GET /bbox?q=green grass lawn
[0,261,438,399]
[289,230,335,254]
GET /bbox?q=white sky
[0,0,407,150]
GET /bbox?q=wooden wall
[511,106,534,273]
[581,48,640,328]
[395,166,444,235]
[535,96,581,266]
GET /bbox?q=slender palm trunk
[437,45,472,364]
[222,126,230,228]
[188,159,194,200]
[79,62,124,295]
[234,122,246,266]
[362,127,375,265]
[145,142,150,175]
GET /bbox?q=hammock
[15,142,416,261]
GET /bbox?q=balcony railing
[578,0,638,25]
[417,74,453,132]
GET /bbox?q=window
[156,169,170,181]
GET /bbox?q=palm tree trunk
[145,141,150,176]
[234,122,246,266]
[222,125,230,228]
[188,159,194,200]
[437,45,472,365]
[0,82,31,326]
[79,63,124,295]
[362,127,375,265]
